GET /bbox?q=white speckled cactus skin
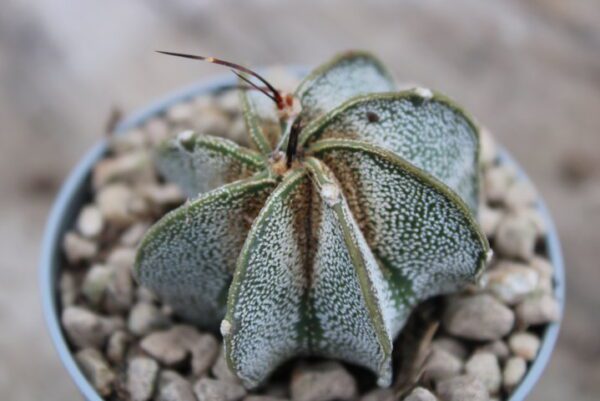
[135,51,489,388]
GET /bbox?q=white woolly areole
[321,183,341,207]
[220,319,232,337]
[413,87,433,99]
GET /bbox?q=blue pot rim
[39,71,566,401]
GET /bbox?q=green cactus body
[135,51,489,388]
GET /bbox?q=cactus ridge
[135,51,489,388]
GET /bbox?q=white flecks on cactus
[300,92,480,211]
[156,132,265,198]
[136,50,489,389]
[296,51,396,122]
[135,174,276,329]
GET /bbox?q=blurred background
[1,0,599,400]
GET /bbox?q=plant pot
[40,71,565,401]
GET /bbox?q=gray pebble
[432,336,469,360]
[515,294,560,326]
[167,102,195,124]
[157,370,196,401]
[144,118,170,146]
[245,397,290,401]
[465,352,501,393]
[75,348,115,396]
[495,213,537,261]
[104,263,134,313]
[290,361,357,401]
[140,328,188,367]
[106,330,131,364]
[62,306,123,348]
[63,231,98,264]
[212,348,242,383]
[81,264,111,306]
[485,261,539,305]
[404,387,437,401]
[503,357,527,391]
[191,333,219,376]
[504,180,537,211]
[120,222,151,247]
[59,272,77,307]
[128,302,170,336]
[76,204,104,238]
[92,151,155,190]
[484,166,514,204]
[138,183,184,206]
[127,357,160,401]
[442,294,514,341]
[194,377,246,401]
[437,375,489,401]
[96,183,138,226]
[478,206,503,238]
[508,332,540,361]
[360,388,395,401]
[475,340,510,361]
[423,348,463,382]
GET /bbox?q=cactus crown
[135,51,489,388]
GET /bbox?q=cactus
[135,51,490,388]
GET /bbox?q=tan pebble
[495,212,537,261]
[63,231,98,263]
[508,332,540,361]
[485,261,539,305]
[515,293,561,326]
[76,205,104,238]
[76,348,115,396]
[503,356,527,391]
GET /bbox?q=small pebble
[76,205,104,238]
[128,302,171,336]
[75,348,115,396]
[479,127,497,168]
[423,348,463,382]
[508,332,540,361]
[191,333,220,376]
[475,340,510,361]
[59,272,77,307]
[484,166,514,204]
[213,348,243,383]
[106,330,131,364]
[290,362,357,401]
[127,357,160,401]
[81,264,111,306]
[190,106,230,136]
[515,294,561,326]
[63,231,98,263]
[144,118,170,145]
[360,388,394,401]
[403,387,437,401]
[93,151,155,190]
[140,328,188,367]
[104,263,134,313]
[245,397,290,401]
[437,375,489,401]
[166,102,195,124]
[478,206,503,238]
[432,336,468,360]
[107,247,137,271]
[120,222,150,247]
[504,180,537,211]
[442,294,514,341]
[62,306,123,348]
[495,213,537,261]
[138,183,184,206]
[110,128,147,154]
[503,357,527,391]
[97,183,138,226]
[485,261,539,304]
[465,352,501,393]
[217,90,242,115]
[158,370,195,400]
[194,377,246,401]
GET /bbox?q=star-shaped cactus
[135,51,489,388]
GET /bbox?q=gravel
[465,352,501,394]
[75,348,115,397]
[290,362,357,401]
[194,377,246,401]
[442,294,515,341]
[437,375,489,401]
[503,357,527,391]
[127,357,160,401]
[508,332,541,361]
